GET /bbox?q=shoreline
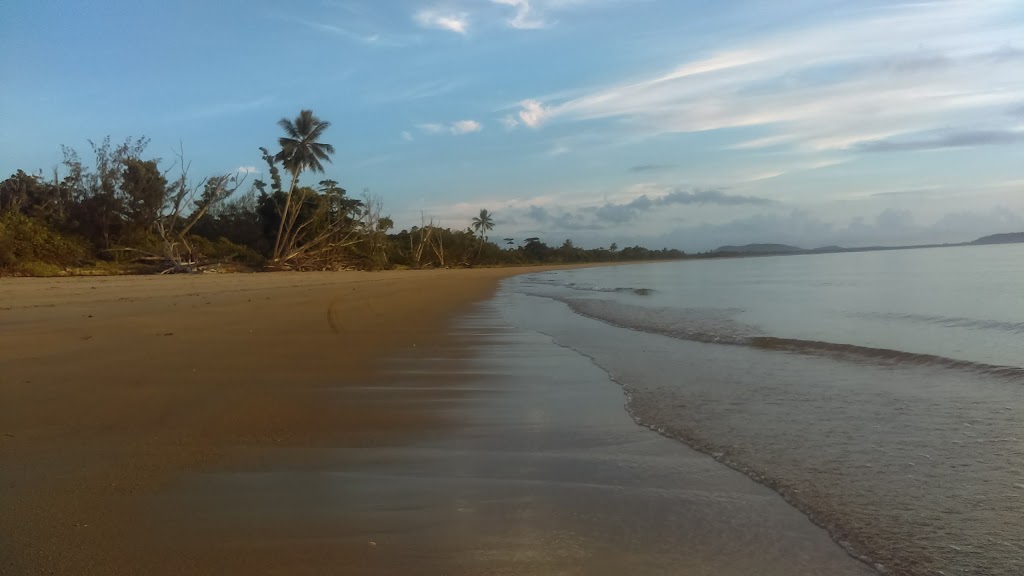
[0,260,864,574]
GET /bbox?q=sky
[3,0,1024,251]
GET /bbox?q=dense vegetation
[0,110,685,276]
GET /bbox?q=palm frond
[307,157,326,173]
[307,121,331,141]
[277,119,300,139]
[294,110,316,134]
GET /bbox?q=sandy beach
[1,269,526,573]
[0,268,872,575]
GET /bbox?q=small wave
[851,311,1024,334]
[562,298,757,346]
[561,283,656,296]
[751,337,1024,380]
[556,297,1024,381]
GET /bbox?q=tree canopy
[0,110,686,276]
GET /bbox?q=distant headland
[709,232,1024,257]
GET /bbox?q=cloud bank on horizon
[2,0,1023,251]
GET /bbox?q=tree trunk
[272,170,301,262]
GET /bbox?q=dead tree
[273,185,364,268]
[428,223,446,268]
[410,213,437,268]
[156,146,246,272]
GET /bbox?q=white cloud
[513,2,1024,154]
[414,9,469,34]
[500,114,521,129]
[518,99,550,127]
[236,166,258,173]
[401,131,414,141]
[451,120,483,134]
[492,0,545,29]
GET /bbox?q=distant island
[714,243,804,255]
[970,232,1024,245]
[711,232,1024,257]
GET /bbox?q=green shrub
[0,212,91,273]
[13,261,66,276]
[189,235,265,267]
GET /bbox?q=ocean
[498,244,1024,575]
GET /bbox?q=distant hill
[709,233,1023,259]
[971,232,1024,245]
[714,243,806,254]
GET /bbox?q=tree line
[0,109,685,275]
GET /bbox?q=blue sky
[3,0,1024,250]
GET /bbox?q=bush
[13,261,66,277]
[0,212,91,273]
[189,235,265,267]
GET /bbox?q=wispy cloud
[490,0,620,31]
[500,114,521,129]
[738,159,845,183]
[415,9,469,34]
[236,166,259,174]
[492,0,545,29]
[629,164,677,173]
[401,131,414,142]
[450,119,483,134]
[288,16,415,47]
[297,20,379,44]
[417,123,446,134]
[512,2,1024,155]
[175,96,275,121]
[870,186,943,198]
[547,143,571,156]
[856,128,1024,152]
[364,79,462,104]
[416,120,483,136]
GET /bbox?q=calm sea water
[500,244,1024,576]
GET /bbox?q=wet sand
[0,269,873,574]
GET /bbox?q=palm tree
[272,109,335,261]
[471,208,496,260]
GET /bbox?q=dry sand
[0,268,534,574]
